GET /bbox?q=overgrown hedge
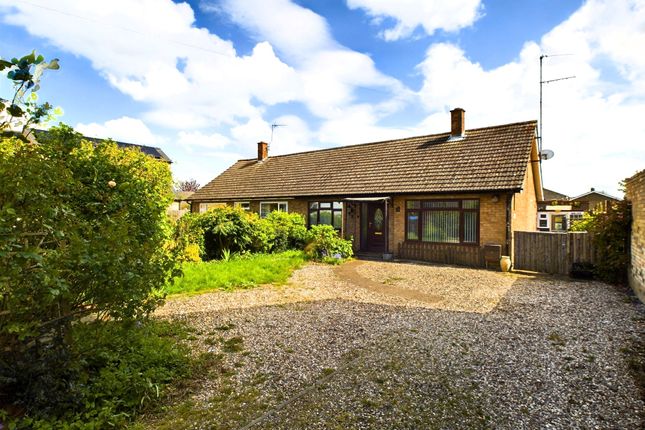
[175,207,352,262]
[0,126,184,426]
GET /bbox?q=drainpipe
[505,193,513,256]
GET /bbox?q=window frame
[234,201,251,211]
[259,201,288,218]
[308,201,343,231]
[405,198,480,246]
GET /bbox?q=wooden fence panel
[398,242,484,268]
[513,231,595,275]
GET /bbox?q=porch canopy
[342,197,390,202]
[342,197,392,258]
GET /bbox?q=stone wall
[626,169,645,303]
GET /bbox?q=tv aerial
[539,53,575,156]
[270,123,286,148]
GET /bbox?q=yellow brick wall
[626,170,645,303]
[511,161,538,233]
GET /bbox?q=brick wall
[626,169,645,303]
[512,160,538,233]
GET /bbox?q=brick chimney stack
[450,108,465,137]
[257,141,268,161]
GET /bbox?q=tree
[176,178,201,192]
[0,51,61,136]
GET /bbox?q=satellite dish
[540,149,555,160]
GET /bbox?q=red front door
[366,202,385,252]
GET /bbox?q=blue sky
[1,0,643,197]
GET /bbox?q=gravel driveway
[146,260,645,429]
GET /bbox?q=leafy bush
[248,214,276,253]
[305,224,354,261]
[0,126,177,421]
[570,200,631,284]
[197,206,254,260]
[5,320,192,429]
[265,211,307,252]
[173,212,204,262]
[175,209,308,260]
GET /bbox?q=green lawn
[166,250,307,295]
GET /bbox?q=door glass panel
[373,208,384,231]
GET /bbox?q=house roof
[542,188,569,201]
[32,129,171,162]
[570,190,620,202]
[190,120,538,201]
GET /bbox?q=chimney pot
[257,141,268,161]
[450,108,465,137]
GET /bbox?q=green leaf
[6,104,24,117]
[47,59,60,70]
[0,59,12,70]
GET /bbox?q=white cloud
[346,0,483,41]
[214,0,411,119]
[177,130,230,150]
[415,0,645,196]
[75,116,158,145]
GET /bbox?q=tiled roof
[32,129,171,162]
[190,120,537,201]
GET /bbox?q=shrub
[570,200,631,284]
[174,209,308,260]
[248,214,277,253]
[265,211,307,252]
[173,212,204,262]
[197,206,254,260]
[5,320,192,429]
[305,224,354,261]
[0,126,177,421]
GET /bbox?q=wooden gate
[513,231,595,275]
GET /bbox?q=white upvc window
[260,201,288,218]
[234,201,251,211]
[537,212,549,229]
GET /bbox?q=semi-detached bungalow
[188,109,543,267]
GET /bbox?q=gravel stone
[148,260,645,429]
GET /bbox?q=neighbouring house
[625,169,645,303]
[30,129,171,163]
[188,108,542,267]
[537,187,620,232]
[168,191,193,220]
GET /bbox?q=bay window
[406,199,479,245]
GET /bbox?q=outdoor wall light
[491,195,499,203]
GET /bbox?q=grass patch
[166,251,306,295]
